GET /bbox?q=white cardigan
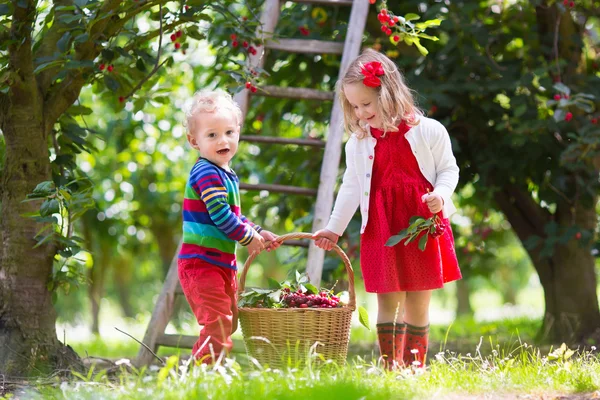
[325,115,460,236]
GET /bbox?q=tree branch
[41,0,122,131]
[35,0,76,93]
[10,0,37,79]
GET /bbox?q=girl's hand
[312,229,340,251]
[421,192,444,214]
[260,230,281,252]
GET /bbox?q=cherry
[99,64,105,71]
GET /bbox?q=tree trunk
[114,256,135,319]
[0,108,80,376]
[455,278,472,317]
[495,185,600,343]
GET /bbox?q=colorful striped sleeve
[191,165,255,246]
[240,215,262,233]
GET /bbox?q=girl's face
[187,109,240,169]
[344,82,381,129]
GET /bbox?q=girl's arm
[429,122,460,204]
[325,137,361,236]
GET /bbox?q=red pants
[177,258,238,362]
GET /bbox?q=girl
[313,49,461,369]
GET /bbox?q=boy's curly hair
[185,89,242,134]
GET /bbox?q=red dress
[360,122,461,293]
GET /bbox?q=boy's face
[344,82,381,129]
[187,109,240,169]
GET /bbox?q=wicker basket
[237,232,356,368]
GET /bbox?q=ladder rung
[256,86,334,101]
[240,182,317,196]
[156,334,196,348]
[291,0,353,5]
[265,39,344,55]
[241,135,325,147]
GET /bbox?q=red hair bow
[361,61,385,88]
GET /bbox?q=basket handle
[238,232,356,310]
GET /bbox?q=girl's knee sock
[376,322,407,369]
[403,323,429,368]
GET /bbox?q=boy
[179,89,279,363]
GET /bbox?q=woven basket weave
[238,232,356,368]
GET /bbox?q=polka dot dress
[360,121,461,293]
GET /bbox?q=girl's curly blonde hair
[338,48,422,138]
[185,89,242,134]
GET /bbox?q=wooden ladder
[136,0,368,367]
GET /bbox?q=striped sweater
[179,158,258,270]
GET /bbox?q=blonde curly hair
[185,89,242,134]
[338,48,422,138]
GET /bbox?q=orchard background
[1,0,600,397]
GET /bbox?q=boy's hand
[421,192,444,214]
[312,229,340,251]
[246,232,265,256]
[260,230,281,252]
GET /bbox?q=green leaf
[553,82,571,96]
[0,4,11,16]
[358,306,370,330]
[413,38,429,56]
[385,233,405,247]
[101,49,115,62]
[32,181,55,196]
[34,60,64,75]
[136,58,146,72]
[407,217,426,233]
[104,75,120,91]
[304,283,318,294]
[74,33,89,44]
[553,108,565,123]
[404,13,421,21]
[409,215,424,224]
[416,19,442,29]
[416,33,439,41]
[574,98,594,113]
[67,105,93,115]
[267,277,280,289]
[418,233,428,251]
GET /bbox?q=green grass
[28,317,596,399]
[12,341,600,400]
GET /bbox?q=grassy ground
[6,339,600,400]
